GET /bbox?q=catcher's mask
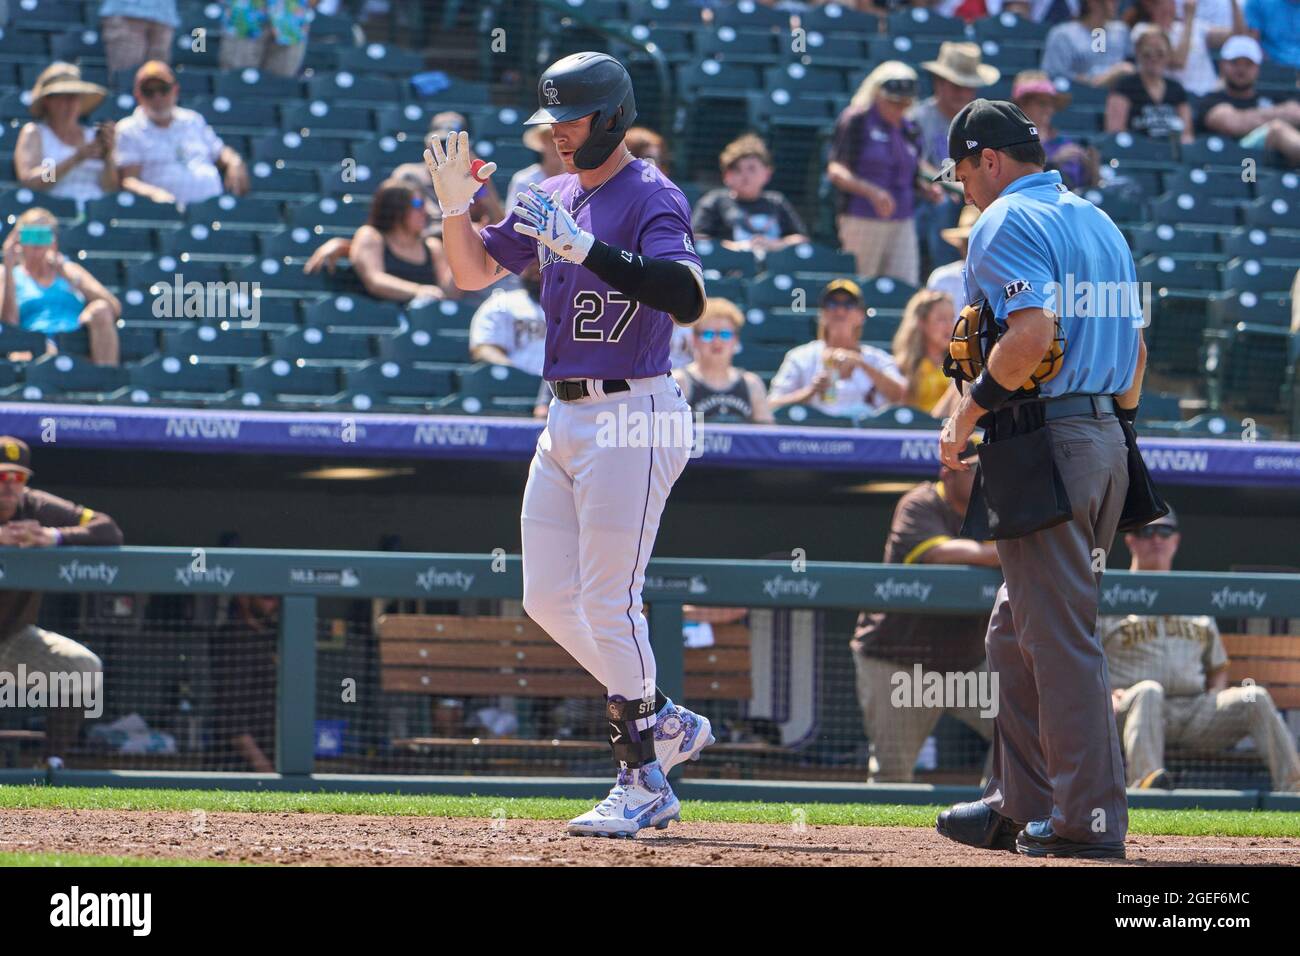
[944,299,1066,394]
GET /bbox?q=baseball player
[426,53,713,838]
[934,100,1147,858]
[1101,508,1300,792]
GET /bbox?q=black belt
[549,378,631,402]
[1024,393,1115,421]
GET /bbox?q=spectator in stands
[469,262,546,375]
[1127,0,1218,97]
[829,62,943,285]
[99,0,179,78]
[211,594,277,772]
[926,202,976,308]
[219,0,312,77]
[1013,70,1101,189]
[1196,36,1300,165]
[626,126,670,176]
[851,445,998,783]
[769,279,907,417]
[303,179,452,304]
[1042,0,1136,87]
[910,43,998,272]
[0,437,124,766]
[1,209,122,366]
[693,134,809,254]
[892,289,956,414]
[672,297,774,424]
[1245,0,1300,69]
[115,61,250,205]
[506,123,564,203]
[1105,25,1196,143]
[14,63,119,205]
[1101,508,1300,792]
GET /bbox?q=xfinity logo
[542,78,560,106]
[174,565,234,588]
[1102,584,1159,609]
[873,578,933,604]
[1209,587,1267,611]
[58,561,119,586]
[762,575,821,600]
[415,566,475,592]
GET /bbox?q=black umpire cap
[933,98,1041,180]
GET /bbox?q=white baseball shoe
[566,764,681,839]
[654,699,715,773]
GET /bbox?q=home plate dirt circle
[1,809,1296,866]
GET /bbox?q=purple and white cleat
[653,698,715,773]
[566,764,681,839]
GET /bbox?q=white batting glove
[423,130,496,219]
[511,182,595,264]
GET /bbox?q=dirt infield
[2,808,1298,865]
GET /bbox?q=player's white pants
[521,373,692,702]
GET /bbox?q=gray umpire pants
[981,413,1131,845]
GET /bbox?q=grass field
[2,785,1297,838]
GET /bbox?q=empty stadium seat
[695,27,782,64]
[286,196,370,233]
[742,308,814,345]
[1129,223,1218,258]
[765,242,856,278]
[1151,191,1239,229]
[799,3,880,37]
[1208,289,1292,328]
[0,188,78,224]
[378,327,471,364]
[773,404,853,427]
[237,357,342,405]
[214,68,304,103]
[859,275,918,311]
[1138,253,1221,292]
[861,405,943,430]
[162,325,267,361]
[1241,196,1295,231]
[21,353,127,401]
[186,195,284,230]
[63,219,154,255]
[84,192,184,227]
[305,296,404,331]
[1221,228,1300,262]
[127,354,235,404]
[259,227,324,261]
[251,131,352,167]
[271,326,372,363]
[697,241,759,279]
[1203,322,1292,415]
[307,71,403,106]
[1222,258,1296,295]
[343,359,454,406]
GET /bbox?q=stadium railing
[2,546,1298,808]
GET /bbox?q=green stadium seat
[156,223,259,260]
[76,257,122,289]
[307,71,403,106]
[858,275,918,310]
[1172,412,1237,437]
[214,69,304,103]
[271,326,373,363]
[259,227,324,261]
[189,94,279,134]
[351,134,428,175]
[186,195,284,230]
[62,219,155,255]
[974,40,1041,71]
[1138,391,1183,422]
[244,163,319,201]
[251,131,352,167]
[1254,171,1300,203]
[773,404,854,427]
[765,242,856,278]
[1202,322,1292,415]
[763,62,849,95]
[0,327,50,358]
[128,356,235,405]
[1150,191,1239,228]
[305,296,405,331]
[973,10,1051,44]
[457,362,541,399]
[163,324,266,361]
[677,59,764,98]
[1220,227,1300,261]
[1079,186,1145,226]
[125,256,225,291]
[712,0,791,30]
[799,3,880,37]
[888,7,963,36]
[231,257,333,294]
[1096,131,1180,166]
[1162,167,1252,203]
[52,325,154,362]
[21,353,127,401]
[378,328,471,364]
[1242,196,1296,231]
[697,241,759,279]
[286,196,370,233]
[1222,257,1296,295]
[11,0,86,32]
[1179,135,1263,170]
[237,357,342,405]
[742,308,814,345]
[619,25,695,63]
[1208,288,1291,328]
[860,405,943,430]
[343,359,454,405]
[404,299,472,330]
[554,0,631,22]
[1147,288,1215,374]
[280,102,375,139]
[695,27,782,64]
[1138,252,1222,292]
[0,189,78,224]
[703,276,746,305]
[643,0,705,27]
[864,309,902,343]
[796,33,870,66]
[746,272,805,310]
[333,43,425,77]
[733,342,788,373]
[1129,223,1218,257]
[868,34,946,65]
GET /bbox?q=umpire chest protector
[526,52,637,170]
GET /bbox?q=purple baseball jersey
[481,158,703,381]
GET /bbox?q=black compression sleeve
[582,239,705,324]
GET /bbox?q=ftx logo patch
[1004,279,1032,300]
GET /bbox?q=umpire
[935,100,1146,858]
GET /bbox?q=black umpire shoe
[936,800,1023,852]
[1015,820,1126,859]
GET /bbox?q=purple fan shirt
[481,158,704,381]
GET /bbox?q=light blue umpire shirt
[962,170,1142,399]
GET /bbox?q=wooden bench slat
[1264,688,1300,709]
[1227,660,1300,684]
[686,675,752,699]
[382,668,604,697]
[707,623,752,647]
[377,614,550,641]
[1223,634,1300,660]
[684,647,750,671]
[382,642,584,669]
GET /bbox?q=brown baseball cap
[0,437,33,476]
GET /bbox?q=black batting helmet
[525,52,636,170]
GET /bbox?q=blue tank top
[12,265,85,335]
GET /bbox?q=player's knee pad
[606,694,657,768]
